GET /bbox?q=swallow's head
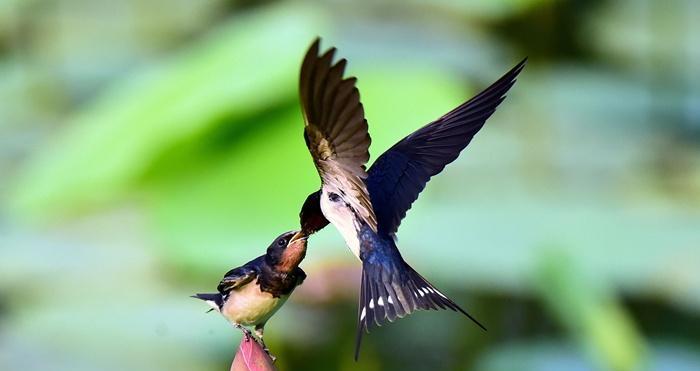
[300,191,330,234]
[266,230,308,273]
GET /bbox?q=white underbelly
[222,282,288,326]
[320,189,362,260]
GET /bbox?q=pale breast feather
[222,281,289,326]
[320,188,363,260]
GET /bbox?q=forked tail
[192,293,223,313]
[354,259,486,360]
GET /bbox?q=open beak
[289,230,307,244]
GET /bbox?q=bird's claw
[234,324,254,340]
[263,348,277,363]
[255,339,276,362]
[234,324,275,362]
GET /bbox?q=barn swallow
[193,230,307,359]
[297,38,525,359]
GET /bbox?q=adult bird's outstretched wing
[299,38,377,232]
[367,58,527,237]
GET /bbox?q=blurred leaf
[232,337,277,371]
[343,0,553,20]
[144,64,472,269]
[146,106,317,270]
[10,3,327,219]
[585,0,700,66]
[533,251,647,371]
[424,0,554,19]
[475,340,700,371]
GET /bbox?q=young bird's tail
[355,253,486,360]
[192,293,223,313]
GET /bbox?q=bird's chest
[222,282,288,326]
[320,189,362,260]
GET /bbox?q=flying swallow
[193,230,307,359]
[297,38,526,359]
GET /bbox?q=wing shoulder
[216,259,261,294]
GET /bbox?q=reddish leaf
[230,336,277,371]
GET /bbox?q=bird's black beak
[289,230,307,244]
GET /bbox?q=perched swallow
[193,230,307,357]
[297,38,525,358]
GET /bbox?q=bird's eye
[328,192,341,202]
[277,238,287,247]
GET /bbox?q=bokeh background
[1,0,699,370]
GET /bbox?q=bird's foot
[263,347,277,363]
[258,339,275,361]
[233,323,254,340]
[234,324,275,361]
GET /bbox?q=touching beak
[289,230,307,244]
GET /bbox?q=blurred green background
[1,0,699,370]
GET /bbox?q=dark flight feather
[299,38,377,232]
[367,58,527,236]
[217,264,258,294]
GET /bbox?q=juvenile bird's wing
[367,59,527,236]
[217,265,258,294]
[299,38,377,232]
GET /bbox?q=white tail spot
[369,298,375,309]
[205,300,219,311]
[360,307,366,320]
[378,297,384,306]
[419,290,425,297]
[387,296,394,304]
